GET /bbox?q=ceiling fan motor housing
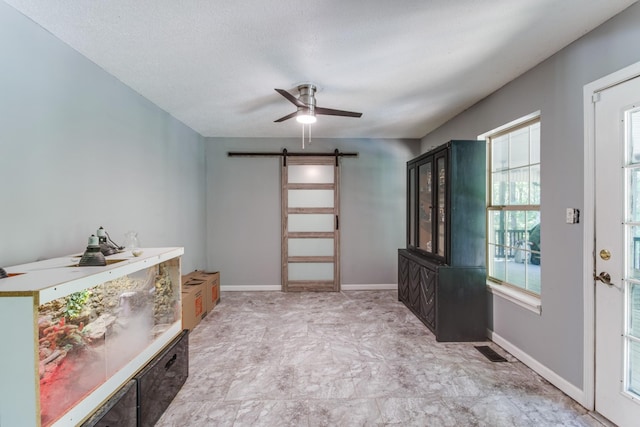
[297,84,316,114]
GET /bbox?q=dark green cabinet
[399,140,487,342]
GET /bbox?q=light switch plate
[566,208,580,224]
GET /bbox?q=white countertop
[0,247,184,304]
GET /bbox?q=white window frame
[479,111,542,315]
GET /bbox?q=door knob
[599,249,611,260]
[594,271,613,286]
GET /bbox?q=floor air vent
[475,345,508,362]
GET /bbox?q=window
[486,118,541,295]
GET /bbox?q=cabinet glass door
[436,154,447,257]
[418,160,433,253]
[408,165,416,247]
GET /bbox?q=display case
[407,140,486,266]
[0,247,184,427]
[400,140,487,341]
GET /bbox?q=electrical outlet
[566,208,580,224]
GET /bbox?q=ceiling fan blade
[315,106,362,118]
[275,89,306,108]
[274,111,298,122]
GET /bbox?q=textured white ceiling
[4,0,637,139]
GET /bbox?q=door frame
[583,60,640,411]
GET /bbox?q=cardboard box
[181,281,205,332]
[181,271,199,286]
[193,271,220,313]
[182,277,205,288]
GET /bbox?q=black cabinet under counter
[136,329,189,427]
[399,249,486,341]
[81,329,189,427]
[80,380,137,427]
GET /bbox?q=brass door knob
[599,249,611,261]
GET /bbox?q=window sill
[486,281,542,315]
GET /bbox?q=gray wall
[6,0,639,396]
[421,3,640,389]
[205,137,419,288]
[0,3,207,273]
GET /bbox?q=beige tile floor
[157,290,608,426]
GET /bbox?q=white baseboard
[342,284,397,291]
[488,329,589,407]
[220,284,398,292]
[220,285,280,291]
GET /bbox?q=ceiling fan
[274,84,362,124]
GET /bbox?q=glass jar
[124,231,143,257]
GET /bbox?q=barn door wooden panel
[282,156,340,292]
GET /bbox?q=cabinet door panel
[419,266,436,330]
[418,160,433,253]
[408,166,416,247]
[435,152,447,258]
[408,261,421,312]
[398,254,409,303]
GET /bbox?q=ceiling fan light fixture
[296,113,316,124]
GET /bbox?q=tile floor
[157,290,608,426]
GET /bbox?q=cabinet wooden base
[398,249,487,342]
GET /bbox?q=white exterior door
[594,75,640,426]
